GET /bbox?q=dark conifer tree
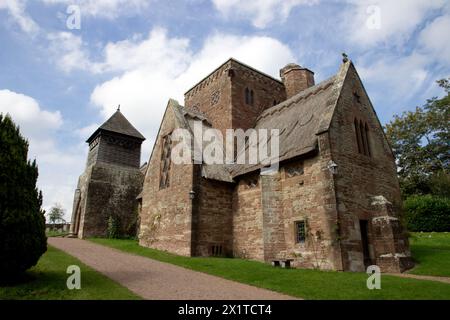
[0,114,47,280]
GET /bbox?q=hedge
[404,195,450,232]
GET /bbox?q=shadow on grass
[0,272,37,287]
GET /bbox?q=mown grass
[45,230,69,237]
[0,245,140,300]
[90,238,450,300]
[409,232,450,277]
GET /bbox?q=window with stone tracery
[159,134,172,189]
[354,118,371,157]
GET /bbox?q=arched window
[354,118,371,157]
[159,134,172,189]
[365,123,371,156]
[360,121,367,156]
[245,88,254,106]
[354,118,362,153]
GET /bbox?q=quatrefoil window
[211,90,220,105]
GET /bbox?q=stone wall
[260,171,286,261]
[232,172,264,260]
[328,64,412,272]
[184,61,233,135]
[193,178,233,256]
[278,149,342,270]
[230,60,286,132]
[139,104,195,256]
[77,162,142,238]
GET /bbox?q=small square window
[295,221,306,243]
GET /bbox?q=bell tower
[69,108,145,238]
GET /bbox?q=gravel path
[48,237,296,300]
[386,272,450,285]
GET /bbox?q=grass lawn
[409,232,450,277]
[46,230,69,237]
[90,238,450,300]
[0,245,140,300]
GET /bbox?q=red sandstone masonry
[193,178,233,256]
[328,64,412,272]
[139,103,194,256]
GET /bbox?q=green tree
[0,114,47,281]
[385,78,450,197]
[48,203,66,224]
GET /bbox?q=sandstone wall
[232,172,264,260]
[230,60,286,132]
[184,61,233,135]
[278,148,342,270]
[139,105,195,256]
[193,178,233,256]
[328,64,412,272]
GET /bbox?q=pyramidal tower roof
[86,109,145,143]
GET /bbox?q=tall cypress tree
[0,114,47,280]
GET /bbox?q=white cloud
[0,89,62,139]
[419,15,450,65]
[0,0,39,34]
[40,0,151,19]
[357,53,430,115]
[212,0,319,28]
[47,32,98,73]
[0,89,85,221]
[75,123,100,139]
[47,28,191,74]
[90,28,296,159]
[100,28,192,74]
[344,0,446,48]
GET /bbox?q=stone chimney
[280,63,315,99]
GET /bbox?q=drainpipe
[325,131,345,271]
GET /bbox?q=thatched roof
[166,61,351,182]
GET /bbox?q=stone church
[71,57,414,273]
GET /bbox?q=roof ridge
[257,75,337,122]
[184,57,283,95]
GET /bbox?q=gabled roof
[170,100,234,183]
[86,109,145,143]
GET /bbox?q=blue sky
[1,0,449,220]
